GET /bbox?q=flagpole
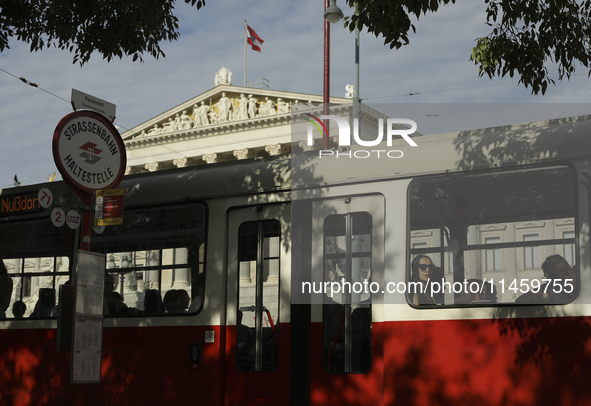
[244,20,247,87]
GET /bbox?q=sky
[1,0,591,186]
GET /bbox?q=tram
[1,114,591,406]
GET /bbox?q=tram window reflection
[4,255,70,319]
[237,220,280,372]
[409,166,578,307]
[0,218,73,319]
[323,212,372,374]
[93,203,206,317]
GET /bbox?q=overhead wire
[3,66,589,129]
[0,67,194,159]
[364,73,590,102]
[0,67,130,131]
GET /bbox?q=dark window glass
[409,166,577,306]
[92,203,206,316]
[323,212,372,373]
[237,220,280,372]
[0,219,74,318]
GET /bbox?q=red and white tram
[1,114,590,405]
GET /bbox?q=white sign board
[71,89,116,123]
[71,250,105,384]
[51,207,65,227]
[66,209,81,229]
[74,250,105,318]
[37,188,53,208]
[72,318,102,383]
[53,110,126,193]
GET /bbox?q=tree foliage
[345,0,591,95]
[0,0,205,65]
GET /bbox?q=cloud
[0,1,589,185]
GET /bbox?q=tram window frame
[236,219,281,373]
[322,212,372,374]
[1,218,74,319]
[92,202,207,317]
[407,165,579,307]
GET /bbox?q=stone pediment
[121,85,350,144]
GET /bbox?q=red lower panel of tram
[311,316,591,406]
[1,316,591,405]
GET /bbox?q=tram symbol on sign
[79,142,103,164]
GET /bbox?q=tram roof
[100,113,591,204]
[4,114,591,210]
[293,114,591,190]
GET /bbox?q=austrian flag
[247,25,264,52]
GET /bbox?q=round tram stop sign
[53,110,126,193]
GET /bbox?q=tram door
[225,204,291,405]
[309,194,385,406]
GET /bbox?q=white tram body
[0,115,590,405]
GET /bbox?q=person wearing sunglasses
[411,255,438,305]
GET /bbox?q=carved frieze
[202,153,227,164]
[145,162,160,172]
[233,149,254,160]
[173,158,196,168]
[128,92,303,140]
[265,144,288,156]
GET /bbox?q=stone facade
[121,82,365,173]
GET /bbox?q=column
[173,158,195,168]
[202,153,226,164]
[172,248,191,289]
[233,149,254,160]
[265,144,288,156]
[145,250,160,290]
[145,162,160,172]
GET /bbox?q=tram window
[563,231,575,265]
[92,203,206,316]
[485,237,502,271]
[323,212,372,374]
[0,219,74,319]
[4,257,70,318]
[409,166,577,306]
[237,220,280,372]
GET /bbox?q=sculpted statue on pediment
[236,94,249,121]
[216,92,232,122]
[209,109,219,125]
[180,110,193,130]
[161,118,175,133]
[173,114,181,131]
[248,95,258,119]
[148,124,161,136]
[215,67,232,86]
[137,92,301,139]
[259,97,276,116]
[193,101,211,127]
[277,98,289,114]
[192,104,200,126]
[345,84,355,99]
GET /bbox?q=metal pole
[74,191,92,406]
[244,20,247,87]
[323,0,330,149]
[353,25,360,122]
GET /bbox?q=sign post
[52,104,126,395]
[52,109,126,249]
[71,89,116,123]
